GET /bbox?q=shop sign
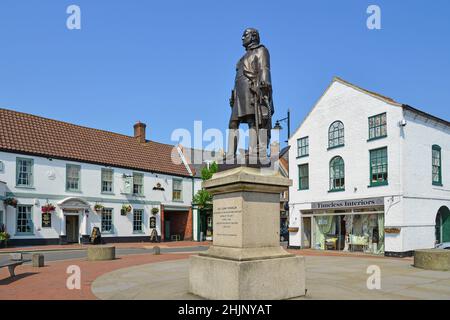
[385,227,401,234]
[150,216,156,229]
[312,197,384,210]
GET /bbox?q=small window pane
[173,179,183,201]
[133,209,143,232]
[101,208,113,233]
[370,148,388,186]
[432,146,442,185]
[369,113,387,140]
[298,164,309,190]
[17,159,33,186]
[133,173,144,195]
[17,205,33,234]
[297,137,309,157]
[329,157,345,190]
[328,121,344,148]
[102,169,114,193]
[66,165,81,191]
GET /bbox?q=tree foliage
[193,162,218,208]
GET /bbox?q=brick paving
[0,252,192,300]
[0,243,413,300]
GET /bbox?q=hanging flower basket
[41,203,56,213]
[151,207,159,215]
[4,198,18,208]
[121,204,132,216]
[94,204,104,214]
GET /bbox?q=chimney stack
[134,121,147,143]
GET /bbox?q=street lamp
[274,109,291,143]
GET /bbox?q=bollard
[32,254,45,267]
[153,246,161,255]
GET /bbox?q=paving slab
[92,255,450,300]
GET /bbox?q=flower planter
[121,209,127,216]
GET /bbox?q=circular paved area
[92,255,450,300]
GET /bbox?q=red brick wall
[164,209,193,241]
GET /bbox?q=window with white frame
[172,179,183,201]
[16,205,33,234]
[133,172,144,195]
[101,169,114,193]
[66,164,81,191]
[16,158,33,187]
[133,209,144,233]
[101,208,113,233]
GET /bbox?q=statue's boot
[226,128,239,164]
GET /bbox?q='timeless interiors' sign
[312,197,384,210]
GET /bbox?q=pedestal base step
[189,254,306,300]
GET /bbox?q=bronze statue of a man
[227,28,274,163]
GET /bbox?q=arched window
[328,121,344,149]
[330,156,345,191]
[432,145,442,186]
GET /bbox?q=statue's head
[242,28,260,49]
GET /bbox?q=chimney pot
[134,121,147,143]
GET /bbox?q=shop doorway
[66,215,79,243]
[198,210,213,241]
[436,206,450,244]
[164,210,190,241]
[302,217,311,248]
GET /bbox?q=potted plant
[121,204,132,216]
[41,203,56,213]
[4,197,18,208]
[94,203,104,214]
[0,231,10,248]
[151,207,159,215]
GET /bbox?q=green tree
[193,162,218,209]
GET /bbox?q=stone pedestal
[189,166,306,300]
[87,245,116,261]
[414,249,450,271]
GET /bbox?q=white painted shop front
[288,77,450,257]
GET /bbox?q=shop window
[328,121,344,149]
[370,147,388,187]
[66,164,81,192]
[313,214,385,254]
[133,209,144,233]
[368,113,387,140]
[16,205,33,234]
[329,156,345,191]
[432,145,442,186]
[298,164,309,190]
[101,208,113,233]
[297,137,309,158]
[16,158,34,187]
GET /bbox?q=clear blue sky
[1,0,449,149]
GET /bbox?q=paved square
[91,254,450,300]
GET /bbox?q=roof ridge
[332,77,401,106]
[0,107,177,148]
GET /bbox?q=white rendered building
[288,77,450,257]
[0,108,201,245]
